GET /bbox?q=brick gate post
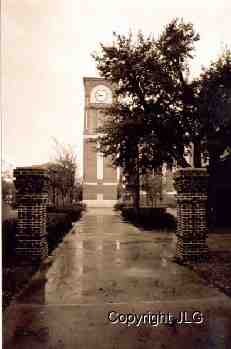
[174,168,209,262]
[13,167,49,261]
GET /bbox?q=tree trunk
[177,157,191,168]
[62,192,65,207]
[69,189,73,205]
[54,189,58,207]
[130,147,140,211]
[52,186,56,206]
[133,170,140,211]
[133,183,140,210]
[193,140,202,168]
[207,151,219,227]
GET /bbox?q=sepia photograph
[2,0,231,348]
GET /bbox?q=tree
[142,172,163,208]
[48,140,78,207]
[93,19,199,208]
[1,166,15,204]
[193,49,231,168]
[2,177,15,203]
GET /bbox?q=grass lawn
[184,228,231,298]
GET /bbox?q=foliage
[193,49,231,167]
[93,17,231,210]
[93,19,200,207]
[113,202,125,211]
[121,207,176,230]
[222,147,231,159]
[142,173,163,207]
[2,219,17,258]
[47,204,84,253]
[73,183,83,202]
[47,205,83,222]
[2,206,83,260]
[2,178,16,204]
[47,213,72,253]
[48,139,79,207]
[2,207,83,310]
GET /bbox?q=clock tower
[83,77,119,207]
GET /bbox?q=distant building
[82,77,118,207]
[82,77,196,208]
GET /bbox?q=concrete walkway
[4,208,231,348]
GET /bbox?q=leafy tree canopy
[194,49,231,165]
[93,18,200,175]
[48,139,78,207]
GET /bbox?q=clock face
[91,85,112,104]
[95,88,108,102]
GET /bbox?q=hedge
[2,205,84,258]
[47,204,84,222]
[113,202,125,211]
[47,213,72,253]
[2,219,17,259]
[121,207,176,230]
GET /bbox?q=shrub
[47,213,72,253]
[2,215,74,257]
[2,206,82,259]
[80,202,87,211]
[114,202,125,211]
[2,219,17,258]
[121,207,176,230]
[47,204,83,222]
[11,201,18,210]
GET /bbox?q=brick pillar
[174,168,209,262]
[13,167,49,261]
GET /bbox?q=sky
[2,0,231,176]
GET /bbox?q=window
[97,151,104,179]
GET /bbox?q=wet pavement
[3,208,231,348]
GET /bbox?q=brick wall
[84,140,97,182]
[174,168,209,262]
[13,167,49,261]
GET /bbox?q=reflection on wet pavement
[4,208,231,348]
[42,210,217,305]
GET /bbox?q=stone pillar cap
[14,166,47,170]
[14,166,48,175]
[176,167,207,171]
[174,167,208,176]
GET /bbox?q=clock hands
[93,86,112,103]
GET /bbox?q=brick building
[83,77,119,207]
